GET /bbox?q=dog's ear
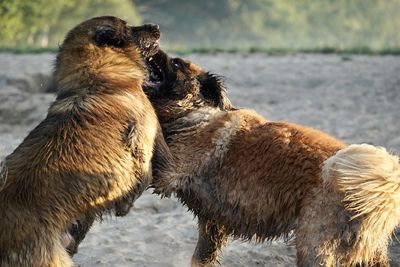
[198,72,234,110]
[93,25,124,47]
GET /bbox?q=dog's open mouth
[143,50,168,93]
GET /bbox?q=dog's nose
[144,23,160,38]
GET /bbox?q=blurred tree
[135,0,400,50]
[1,0,399,50]
[48,0,141,46]
[0,0,68,46]
[0,0,140,47]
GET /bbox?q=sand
[0,52,399,266]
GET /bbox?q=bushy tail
[323,144,400,263]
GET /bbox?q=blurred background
[1,0,400,53]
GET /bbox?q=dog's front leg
[191,217,228,267]
[66,213,96,256]
[151,127,178,197]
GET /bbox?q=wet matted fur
[0,17,172,267]
[145,51,400,267]
[0,159,7,191]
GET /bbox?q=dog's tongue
[142,80,159,90]
[143,80,154,87]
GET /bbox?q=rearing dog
[145,51,400,267]
[0,17,172,267]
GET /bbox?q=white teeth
[149,57,153,61]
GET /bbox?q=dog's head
[55,16,160,93]
[144,50,233,122]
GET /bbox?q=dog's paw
[114,198,134,217]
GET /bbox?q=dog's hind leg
[191,217,228,267]
[354,250,390,267]
[296,189,391,267]
[295,234,337,267]
[295,187,343,267]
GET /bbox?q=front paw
[114,196,135,217]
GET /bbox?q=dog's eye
[172,59,183,70]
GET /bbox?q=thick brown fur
[0,159,6,191]
[0,16,172,267]
[146,51,400,267]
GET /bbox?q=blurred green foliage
[0,0,140,47]
[1,0,399,51]
[136,0,400,50]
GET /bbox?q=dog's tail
[322,144,400,263]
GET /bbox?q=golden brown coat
[0,16,170,267]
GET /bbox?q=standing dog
[0,16,172,267]
[145,51,400,267]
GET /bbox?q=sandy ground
[0,52,399,266]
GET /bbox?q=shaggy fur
[0,159,7,191]
[0,16,172,267]
[146,51,400,267]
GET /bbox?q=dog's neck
[162,107,221,138]
[157,106,240,197]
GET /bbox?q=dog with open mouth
[145,50,400,267]
[0,16,173,267]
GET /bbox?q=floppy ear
[198,72,234,110]
[93,25,124,47]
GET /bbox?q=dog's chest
[166,113,239,177]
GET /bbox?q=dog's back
[170,108,345,240]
